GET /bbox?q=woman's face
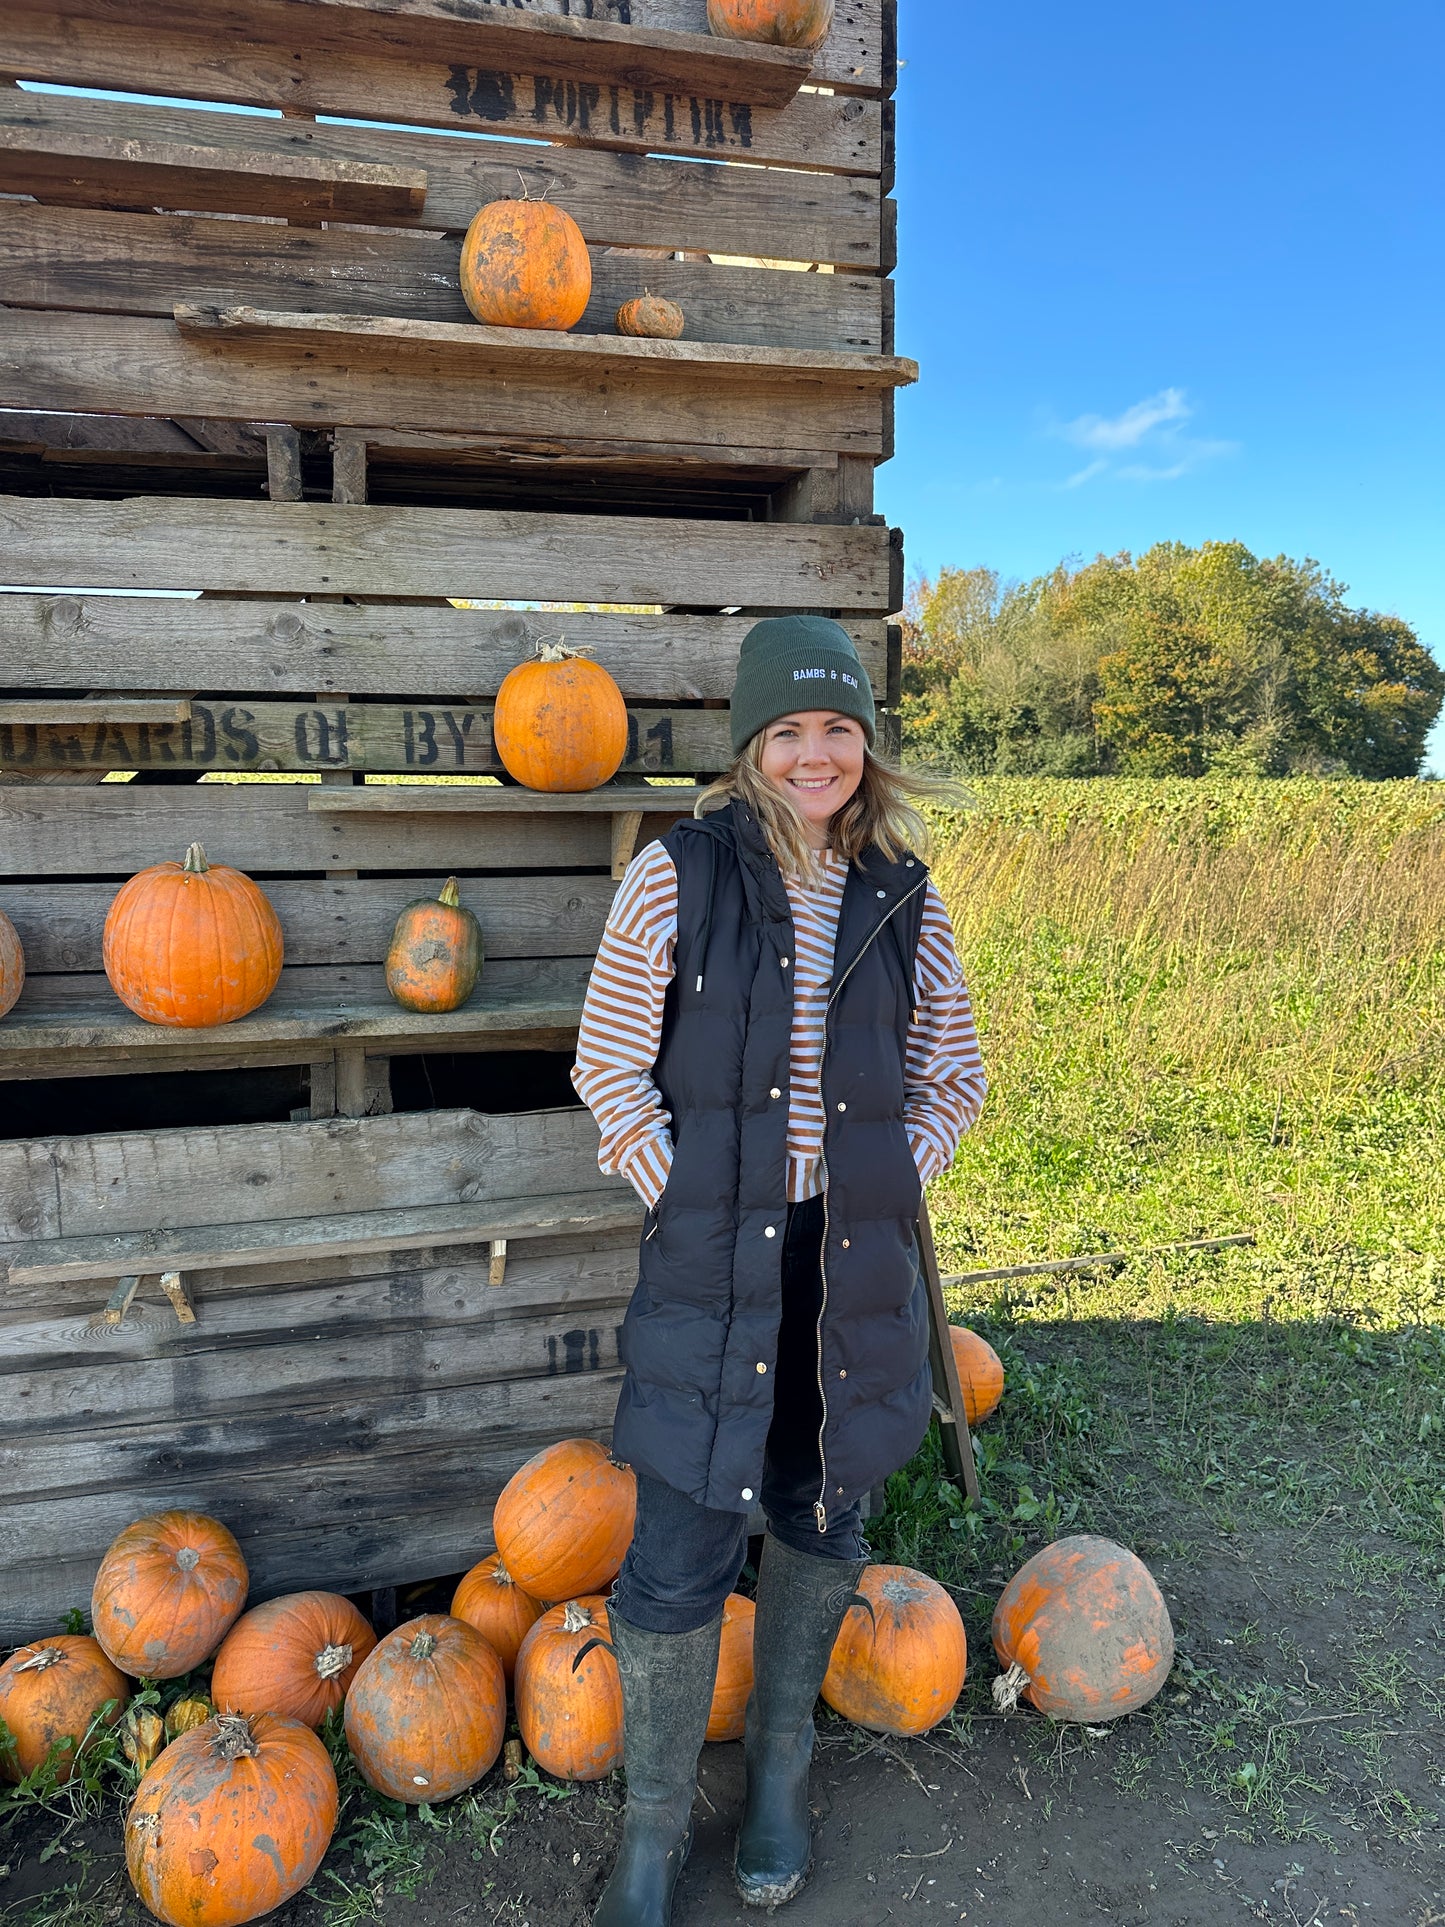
[758,711,867,846]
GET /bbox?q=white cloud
[1059,388,1192,452]
[1045,388,1237,487]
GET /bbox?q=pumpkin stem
[14,1646,64,1674]
[181,843,210,875]
[992,1660,1031,1713]
[493,1559,515,1588]
[561,1601,593,1635]
[533,635,584,664]
[410,1631,438,1661]
[314,1642,353,1680]
[174,1546,201,1571]
[211,1714,261,1761]
[437,877,461,909]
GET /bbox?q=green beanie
[729,615,876,755]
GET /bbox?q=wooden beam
[305,786,704,815]
[0,700,190,725]
[264,425,304,505]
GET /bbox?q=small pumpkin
[163,1696,213,1741]
[451,1554,544,1686]
[615,292,685,339]
[384,876,484,1014]
[103,843,283,1028]
[211,1591,377,1730]
[0,1636,129,1784]
[514,1596,623,1782]
[949,1326,1004,1427]
[92,1511,249,1680]
[125,1712,337,1927]
[122,1707,167,1774]
[991,1535,1174,1723]
[822,1564,967,1737]
[707,0,835,49]
[460,197,592,331]
[493,642,629,794]
[344,1615,506,1804]
[493,1437,637,1602]
[0,908,24,1020]
[705,1594,756,1743]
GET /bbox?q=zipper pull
[814,1501,828,1534]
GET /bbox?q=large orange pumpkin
[705,1594,756,1743]
[103,843,283,1028]
[384,876,484,1014]
[493,1437,637,1602]
[451,1554,543,1686]
[949,1326,1005,1426]
[92,1512,249,1680]
[707,0,834,48]
[492,643,629,793]
[991,1535,1174,1723]
[344,1615,506,1804]
[460,198,592,331]
[211,1591,377,1730]
[125,1712,337,1927]
[514,1596,623,1783]
[822,1565,967,1737]
[0,1636,129,1783]
[0,908,24,1020]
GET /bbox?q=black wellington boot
[592,1608,723,1927]
[734,1534,868,1909]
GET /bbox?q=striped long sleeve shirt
[572,838,987,1207]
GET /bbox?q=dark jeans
[611,1195,868,1635]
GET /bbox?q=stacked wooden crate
[0,0,910,1643]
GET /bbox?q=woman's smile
[760,713,867,845]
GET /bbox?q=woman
[572,615,987,1924]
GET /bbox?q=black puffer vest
[611,800,933,1523]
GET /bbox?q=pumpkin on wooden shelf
[822,1564,967,1737]
[514,1596,623,1782]
[0,908,24,1020]
[492,641,629,793]
[451,1554,543,1686]
[705,1593,756,1743]
[707,0,835,49]
[125,1712,337,1927]
[102,843,283,1028]
[212,1591,377,1731]
[460,197,592,331]
[615,291,685,339]
[493,1437,637,1602]
[344,1615,505,1804]
[0,1635,129,1784]
[384,876,484,1014]
[991,1535,1174,1723]
[949,1325,1005,1426]
[92,1511,249,1680]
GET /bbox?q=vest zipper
[811,876,929,1535]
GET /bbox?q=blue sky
[882,0,1445,770]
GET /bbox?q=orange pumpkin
[211,1591,377,1730]
[384,876,484,1014]
[705,1594,756,1743]
[125,1713,337,1927]
[92,1511,249,1680]
[707,0,835,48]
[0,908,24,1020]
[949,1326,1005,1426]
[460,197,592,331]
[514,1596,623,1782]
[344,1615,505,1804]
[451,1554,543,1686]
[615,292,685,339]
[493,1437,637,1602]
[0,1636,129,1783]
[103,843,283,1028]
[492,643,629,793]
[822,1565,967,1737]
[991,1535,1174,1723]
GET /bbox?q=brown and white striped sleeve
[904,879,988,1184]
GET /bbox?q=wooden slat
[0,700,191,726]
[305,784,705,813]
[0,497,898,610]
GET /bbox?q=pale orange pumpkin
[492,643,629,793]
[460,198,592,331]
[451,1554,544,1686]
[949,1326,1005,1426]
[0,1636,129,1783]
[384,876,483,1014]
[822,1564,967,1736]
[514,1596,623,1782]
[163,1697,213,1741]
[707,0,835,48]
[615,292,685,339]
[344,1615,506,1804]
[125,1712,337,1927]
[103,843,283,1027]
[211,1591,377,1730]
[0,908,24,1020]
[991,1535,1174,1723]
[705,1594,756,1743]
[92,1511,249,1680]
[493,1437,637,1602]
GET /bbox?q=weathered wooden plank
[0,309,890,455]
[0,597,889,701]
[0,497,898,610]
[0,700,190,726]
[305,783,706,812]
[0,1140,62,1245]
